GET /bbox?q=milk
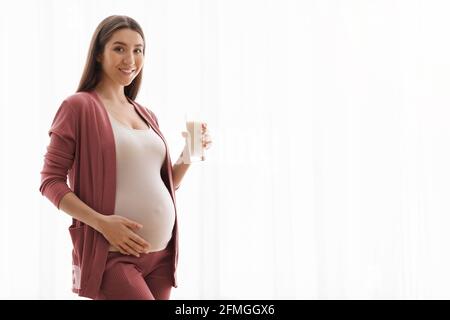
[186,120,204,161]
[185,116,205,162]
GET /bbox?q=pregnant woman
[39,15,212,300]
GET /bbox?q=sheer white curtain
[1,0,450,299]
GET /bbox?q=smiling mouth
[119,68,136,75]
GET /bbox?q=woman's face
[97,28,145,87]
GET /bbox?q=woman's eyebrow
[112,41,144,47]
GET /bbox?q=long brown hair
[77,15,146,100]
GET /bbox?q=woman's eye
[114,47,142,54]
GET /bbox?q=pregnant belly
[108,197,176,253]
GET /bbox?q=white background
[1,0,450,299]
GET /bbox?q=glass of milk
[184,112,206,162]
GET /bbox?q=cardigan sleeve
[39,100,77,209]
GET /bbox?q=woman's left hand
[179,123,213,164]
[201,123,213,150]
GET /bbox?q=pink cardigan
[39,91,179,299]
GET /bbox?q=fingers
[183,123,211,148]
[116,238,148,257]
[115,237,150,256]
[115,246,129,256]
[203,142,212,149]
[202,133,212,148]
[200,124,212,149]
[117,243,133,256]
[130,233,152,253]
[125,224,151,253]
[202,133,211,140]
[121,242,141,257]
[123,218,143,231]
[120,218,151,254]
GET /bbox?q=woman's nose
[123,53,135,65]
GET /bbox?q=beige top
[106,110,176,252]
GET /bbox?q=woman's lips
[119,68,135,76]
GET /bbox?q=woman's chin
[116,79,134,87]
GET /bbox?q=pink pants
[95,246,173,300]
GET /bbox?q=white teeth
[120,69,134,73]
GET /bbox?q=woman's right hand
[97,215,151,257]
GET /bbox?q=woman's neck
[95,81,128,105]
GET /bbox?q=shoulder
[57,91,99,117]
[132,100,159,125]
[62,91,95,109]
[49,93,94,134]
